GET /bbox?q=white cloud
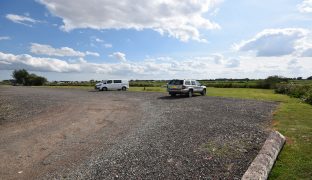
[287,59,303,76]
[0,36,10,40]
[30,43,99,57]
[6,14,39,26]
[86,51,100,57]
[235,28,311,57]
[294,35,312,57]
[211,53,225,64]
[95,38,104,43]
[38,0,221,42]
[104,43,113,48]
[1,51,312,79]
[0,52,80,72]
[90,37,112,48]
[298,0,312,13]
[225,59,240,68]
[109,52,127,62]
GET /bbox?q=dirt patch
[0,87,143,179]
[286,137,294,145]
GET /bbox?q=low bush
[203,82,260,88]
[257,76,289,89]
[303,89,312,105]
[275,84,312,105]
[26,74,47,86]
[289,85,311,98]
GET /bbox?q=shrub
[27,74,47,86]
[275,84,289,94]
[288,85,311,98]
[275,84,312,105]
[303,89,312,104]
[258,76,288,89]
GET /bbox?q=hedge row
[275,84,312,105]
[47,83,95,86]
[203,82,260,88]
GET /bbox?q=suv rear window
[168,80,183,85]
[185,81,191,85]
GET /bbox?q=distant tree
[297,77,303,80]
[12,69,47,86]
[27,73,47,86]
[258,75,288,89]
[12,69,29,85]
[307,76,312,80]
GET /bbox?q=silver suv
[167,79,206,97]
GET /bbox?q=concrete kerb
[242,131,286,180]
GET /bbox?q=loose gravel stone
[0,86,277,179]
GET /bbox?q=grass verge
[129,86,166,92]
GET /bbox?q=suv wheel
[188,90,193,98]
[122,86,127,91]
[170,93,176,97]
[201,89,206,96]
[102,87,108,91]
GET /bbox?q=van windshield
[168,80,183,85]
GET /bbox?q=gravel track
[0,86,277,179]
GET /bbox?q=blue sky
[0,0,312,81]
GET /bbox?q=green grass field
[39,86,311,179]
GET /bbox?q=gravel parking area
[0,86,277,179]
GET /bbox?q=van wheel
[122,86,127,91]
[201,89,206,96]
[170,93,176,97]
[188,90,193,97]
[102,87,108,91]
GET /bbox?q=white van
[95,80,129,91]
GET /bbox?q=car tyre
[102,87,108,91]
[188,90,193,98]
[201,89,206,96]
[122,86,127,91]
[170,93,176,97]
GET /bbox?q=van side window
[107,80,112,84]
[191,81,196,85]
[113,80,122,83]
[185,81,191,85]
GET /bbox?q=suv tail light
[182,85,186,89]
